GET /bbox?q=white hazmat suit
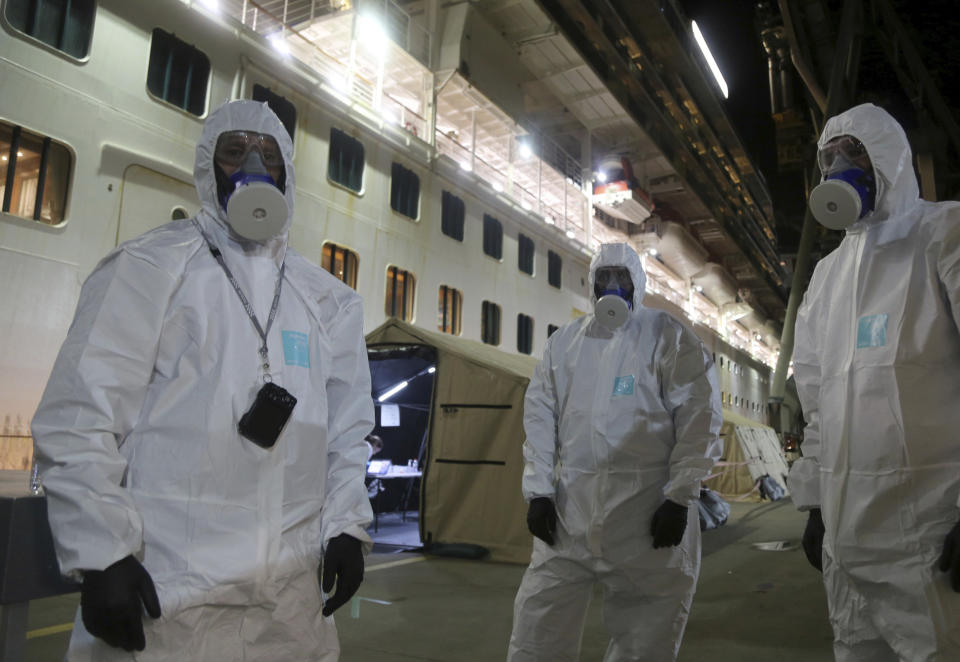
[788,103,960,661]
[32,100,374,660]
[508,243,722,662]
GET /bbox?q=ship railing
[216,0,429,139]
[435,131,589,244]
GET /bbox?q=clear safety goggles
[594,266,633,290]
[818,135,871,175]
[214,131,284,168]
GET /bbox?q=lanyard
[193,220,285,380]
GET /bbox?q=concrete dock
[26,500,834,660]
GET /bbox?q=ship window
[385,265,416,321]
[547,324,559,338]
[518,233,534,275]
[328,128,364,193]
[481,301,501,346]
[321,242,358,289]
[548,250,562,288]
[252,84,296,141]
[438,285,462,335]
[5,0,95,59]
[0,121,71,225]
[483,214,502,260]
[441,190,464,241]
[390,162,419,220]
[517,314,534,355]
[147,28,210,116]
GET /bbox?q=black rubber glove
[80,555,161,651]
[526,497,557,546]
[802,508,825,572]
[650,499,688,549]
[321,534,364,616]
[937,521,960,592]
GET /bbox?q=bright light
[693,284,704,293]
[330,74,349,93]
[493,182,504,192]
[647,247,659,256]
[269,34,290,56]
[199,0,219,11]
[566,230,575,239]
[459,161,472,172]
[597,171,607,183]
[381,109,396,125]
[545,217,555,225]
[1,156,6,161]
[16,151,23,157]
[357,14,388,57]
[378,381,408,402]
[756,334,763,341]
[428,366,436,374]
[519,142,532,159]
[522,201,532,211]
[692,21,728,98]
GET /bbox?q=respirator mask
[214,130,289,241]
[594,266,634,331]
[808,135,877,231]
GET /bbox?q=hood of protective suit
[818,103,920,223]
[588,242,647,312]
[194,100,296,245]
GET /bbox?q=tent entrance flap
[367,343,437,520]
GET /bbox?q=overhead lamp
[544,216,555,225]
[691,20,728,98]
[693,284,703,293]
[493,182,504,192]
[428,366,436,374]
[269,34,290,56]
[522,201,532,211]
[357,13,388,57]
[596,171,607,183]
[566,230,575,239]
[647,247,659,256]
[459,161,472,172]
[519,142,532,159]
[755,333,763,341]
[378,380,408,402]
[199,0,219,10]
[329,74,349,93]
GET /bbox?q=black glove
[650,499,688,549]
[321,534,364,616]
[526,497,557,546]
[937,521,960,592]
[80,555,161,651]
[802,508,825,572]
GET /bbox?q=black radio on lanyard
[193,220,297,448]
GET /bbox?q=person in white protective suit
[788,103,960,661]
[31,100,375,660]
[507,242,722,662]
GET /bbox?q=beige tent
[365,319,538,564]
[704,408,790,501]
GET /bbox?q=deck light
[692,21,728,98]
